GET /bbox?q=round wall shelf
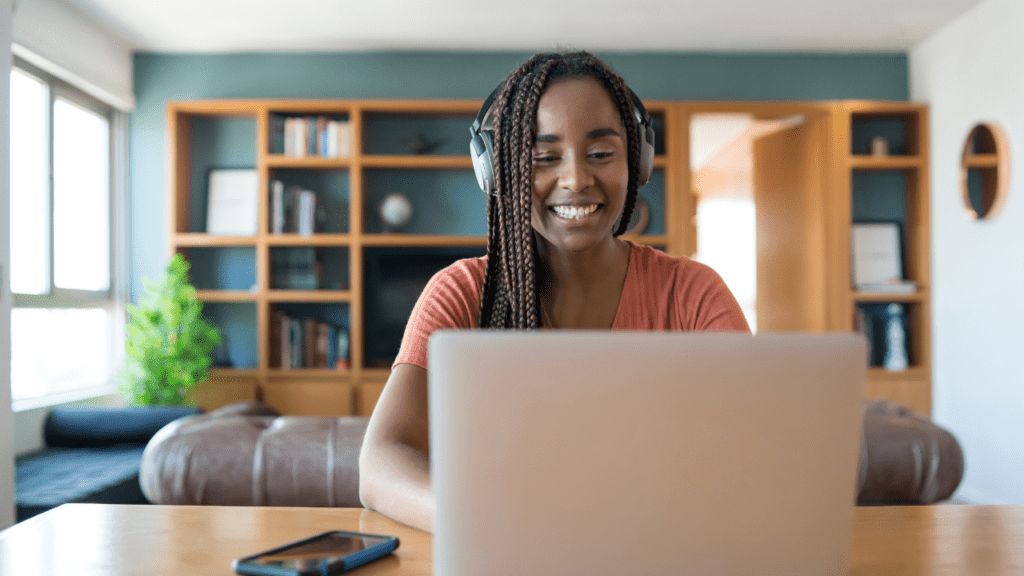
[960,123,1010,219]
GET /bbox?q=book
[315,322,331,368]
[304,318,319,368]
[307,117,316,156]
[270,179,285,234]
[269,115,286,155]
[206,169,258,236]
[335,328,350,369]
[297,190,317,236]
[326,324,337,368]
[275,311,291,369]
[316,116,328,156]
[289,318,304,368]
[326,120,352,157]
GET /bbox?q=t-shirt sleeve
[392,258,486,370]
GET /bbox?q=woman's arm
[358,362,434,532]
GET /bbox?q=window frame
[10,56,128,410]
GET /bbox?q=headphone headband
[469,81,655,195]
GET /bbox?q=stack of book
[270,180,325,236]
[271,247,321,290]
[270,115,352,158]
[270,311,350,369]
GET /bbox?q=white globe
[379,193,413,230]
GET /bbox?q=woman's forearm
[359,440,434,533]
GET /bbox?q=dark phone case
[232,530,399,576]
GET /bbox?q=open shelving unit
[832,102,931,414]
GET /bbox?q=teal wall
[130,50,909,300]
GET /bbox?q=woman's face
[530,76,629,254]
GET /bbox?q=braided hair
[478,51,644,329]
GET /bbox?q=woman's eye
[532,155,558,164]
[589,151,614,160]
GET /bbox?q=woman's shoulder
[627,241,721,280]
[427,255,488,294]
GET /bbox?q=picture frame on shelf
[851,221,910,291]
[206,168,258,236]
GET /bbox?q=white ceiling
[61,0,986,53]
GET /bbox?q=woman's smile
[550,203,602,221]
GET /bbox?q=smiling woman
[358,50,749,532]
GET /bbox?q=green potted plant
[120,254,222,405]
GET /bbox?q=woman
[359,51,749,532]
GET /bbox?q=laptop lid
[429,331,865,576]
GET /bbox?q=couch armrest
[857,399,965,504]
[140,402,367,507]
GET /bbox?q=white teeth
[552,204,598,219]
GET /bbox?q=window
[9,60,126,408]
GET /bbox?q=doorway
[684,104,831,333]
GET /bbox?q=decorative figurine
[379,193,414,232]
[883,303,909,371]
[406,132,447,155]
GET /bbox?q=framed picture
[206,168,258,236]
[851,221,904,287]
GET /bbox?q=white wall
[910,0,1024,504]
[1,0,15,532]
[12,0,134,110]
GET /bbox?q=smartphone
[232,530,400,576]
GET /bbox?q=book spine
[336,328,350,369]
[270,115,285,155]
[271,179,284,234]
[279,311,292,369]
[317,116,328,157]
[307,116,316,156]
[304,318,318,369]
[298,190,316,236]
[326,120,338,158]
[290,318,304,368]
[337,121,352,157]
[326,324,337,368]
[283,117,293,156]
[315,322,330,368]
[270,310,285,369]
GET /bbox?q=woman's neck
[535,234,631,292]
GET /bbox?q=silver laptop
[428,331,866,576]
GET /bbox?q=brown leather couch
[140,399,964,507]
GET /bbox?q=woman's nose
[558,154,594,192]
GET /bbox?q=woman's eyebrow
[534,127,622,144]
[586,127,622,139]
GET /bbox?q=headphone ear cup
[638,123,655,186]
[470,129,496,194]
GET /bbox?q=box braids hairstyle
[478,51,643,329]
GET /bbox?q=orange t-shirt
[393,241,751,369]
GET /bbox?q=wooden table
[1,504,1021,575]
